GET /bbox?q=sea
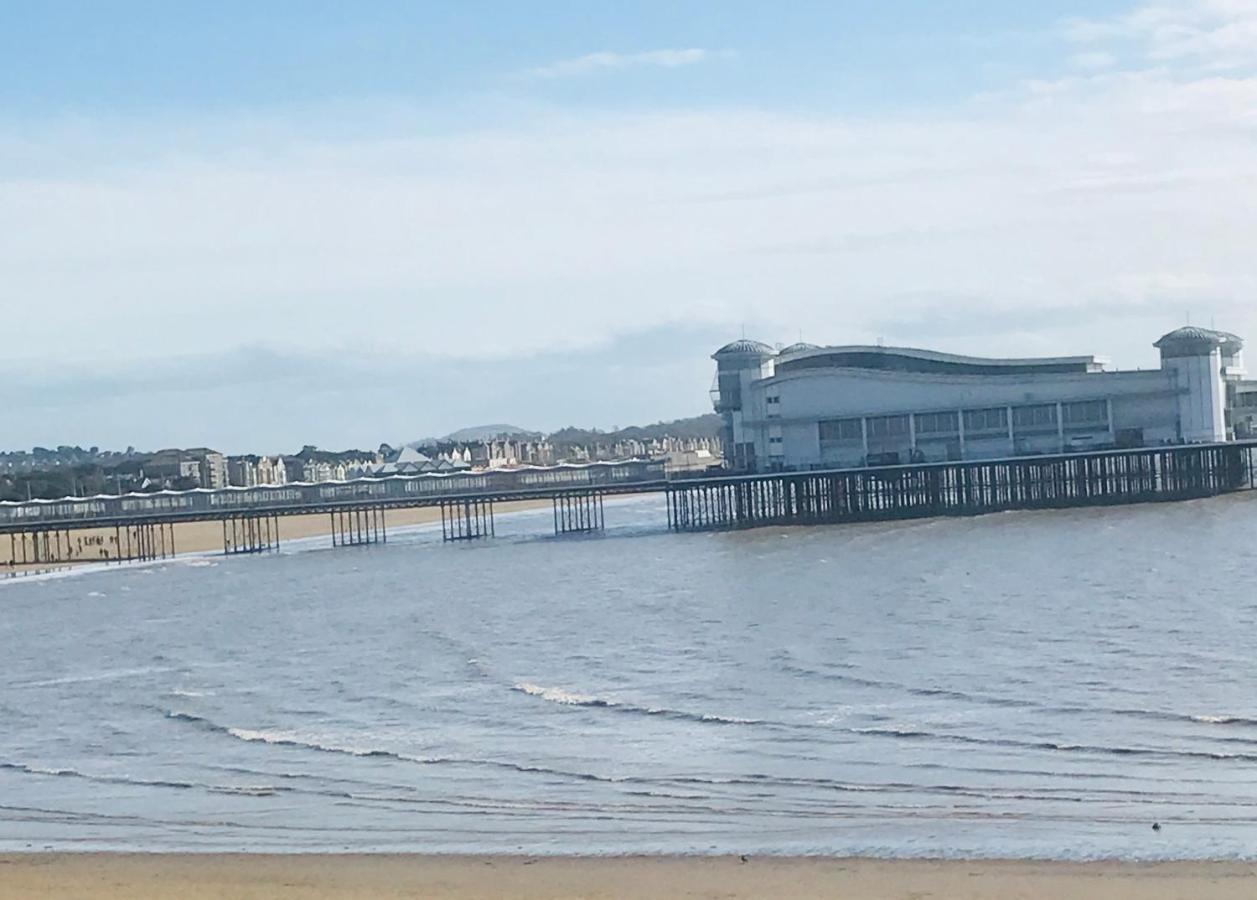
[3,492,1257,859]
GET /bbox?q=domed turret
[778,341,820,356]
[1154,326,1240,443]
[712,339,775,359]
[1154,326,1243,357]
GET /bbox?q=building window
[1240,392,1257,409]
[866,415,910,439]
[1062,399,1108,427]
[963,407,1008,433]
[766,395,781,404]
[914,411,959,435]
[819,418,863,443]
[1012,404,1058,432]
[768,436,783,444]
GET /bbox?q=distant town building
[189,449,229,489]
[227,456,258,487]
[255,456,276,485]
[367,445,472,477]
[143,448,227,487]
[663,446,721,473]
[713,327,1253,472]
[143,449,203,484]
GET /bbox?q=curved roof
[1154,326,1243,354]
[778,342,820,356]
[773,345,1106,377]
[712,339,774,358]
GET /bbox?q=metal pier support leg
[440,497,494,541]
[554,491,606,536]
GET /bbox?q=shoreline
[2,854,1255,899]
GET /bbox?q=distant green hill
[548,414,722,446]
[442,424,543,443]
[408,414,722,449]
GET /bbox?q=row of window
[818,401,1110,444]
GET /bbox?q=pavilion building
[712,327,1254,472]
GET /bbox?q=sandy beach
[0,500,553,574]
[1,855,1254,899]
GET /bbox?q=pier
[1,444,1254,567]
[667,442,1257,531]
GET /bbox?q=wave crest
[511,682,759,725]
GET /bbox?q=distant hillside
[410,425,541,447]
[549,414,722,446]
[446,424,542,442]
[408,415,722,449]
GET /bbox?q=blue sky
[4,2,1129,113]
[3,1,1256,452]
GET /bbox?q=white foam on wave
[228,726,342,748]
[1191,714,1249,725]
[700,713,760,725]
[512,682,762,725]
[514,682,604,706]
[8,764,78,777]
[0,562,115,585]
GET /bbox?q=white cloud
[5,76,1255,382]
[4,3,1257,448]
[1065,0,1257,70]
[524,48,717,79]
[1068,50,1117,69]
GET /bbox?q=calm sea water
[3,493,1257,858]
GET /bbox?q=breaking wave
[511,682,761,725]
[165,710,627,784]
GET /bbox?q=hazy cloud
[524,48,718,79]
[1065,0,1257,69]
[1068,51,1117,69]
[0,325,731,452]
[5,3,1257,450]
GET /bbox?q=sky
[3,0,1257,453]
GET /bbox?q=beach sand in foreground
[1,855,1255,900]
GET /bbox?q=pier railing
[667,441,1257,532]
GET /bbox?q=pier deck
[2,443,1255,565]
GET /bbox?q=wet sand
[1,501,552,574]
[0,855,1254,899]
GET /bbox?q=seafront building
[142,448,228,488]
[713,327,1256,472]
